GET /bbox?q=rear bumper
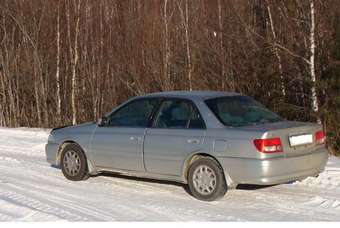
[45,142,59,166]
[218,148,328,185]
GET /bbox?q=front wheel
[60,143,89,181]
[187,157,227,201]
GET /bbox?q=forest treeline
[0,0,339,154]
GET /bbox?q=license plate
[289,134,313,147]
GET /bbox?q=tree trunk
[266,2,286,97]
[56,0,62,124]
[177,0,192,91]
[185,0,192,91]
[163,0,171,91]
[70,0,81,125]
[218,0,226,90]
[309,0,320,121]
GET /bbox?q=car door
[90,98,160,171]
[144,98,206,176]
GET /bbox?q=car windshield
[205,96,282,127]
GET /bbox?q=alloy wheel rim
[192,165,217,195]
[63,150,81,176]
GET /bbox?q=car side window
[107,99,159,127]
[153,99,205,129]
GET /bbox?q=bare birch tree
[56,0,61,123]
[266,1,286,97]
[177,0,192,91]
[163,0,171,91]
[218,0,226,90]
[309,0,320,118]
[67,0,81,125]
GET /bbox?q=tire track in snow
[0,172,116,221]
[0,190,87,221]
[235,185,340,221]
[0,207,15,221]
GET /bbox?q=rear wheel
[187,157,227,201]
[60,143,88,181]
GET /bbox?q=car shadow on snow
[51,165,186,189]
[98,172,184,186]
[236,184,277,190]
[96,172,280,194]
[93,172,193,195]
[51,165,277,194]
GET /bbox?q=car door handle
[130,136,140,141]
[187,139,200,144]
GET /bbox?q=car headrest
[171,106,189,120]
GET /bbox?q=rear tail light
[253,138,283,153]
[315,130,326,144]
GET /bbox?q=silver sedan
[46,91,328,201]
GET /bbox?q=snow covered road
[0,127,339,221]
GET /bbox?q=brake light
[253,138,283,153]
[315,130,326,144]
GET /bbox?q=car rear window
[205,96,282,127]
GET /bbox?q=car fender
[180,151,236,187]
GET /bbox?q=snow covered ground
[0,127,339,221]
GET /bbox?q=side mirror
[98,116,108,127]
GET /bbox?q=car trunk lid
[239,121,323,157]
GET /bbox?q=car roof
[139,90,240,100]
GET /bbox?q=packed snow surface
[0,127,339,221]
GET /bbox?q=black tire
[187,157,227,201]
[60,143,89,181]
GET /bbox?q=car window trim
[103,97,162,128]
[146,97,164,128]
[150,97,207,130]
